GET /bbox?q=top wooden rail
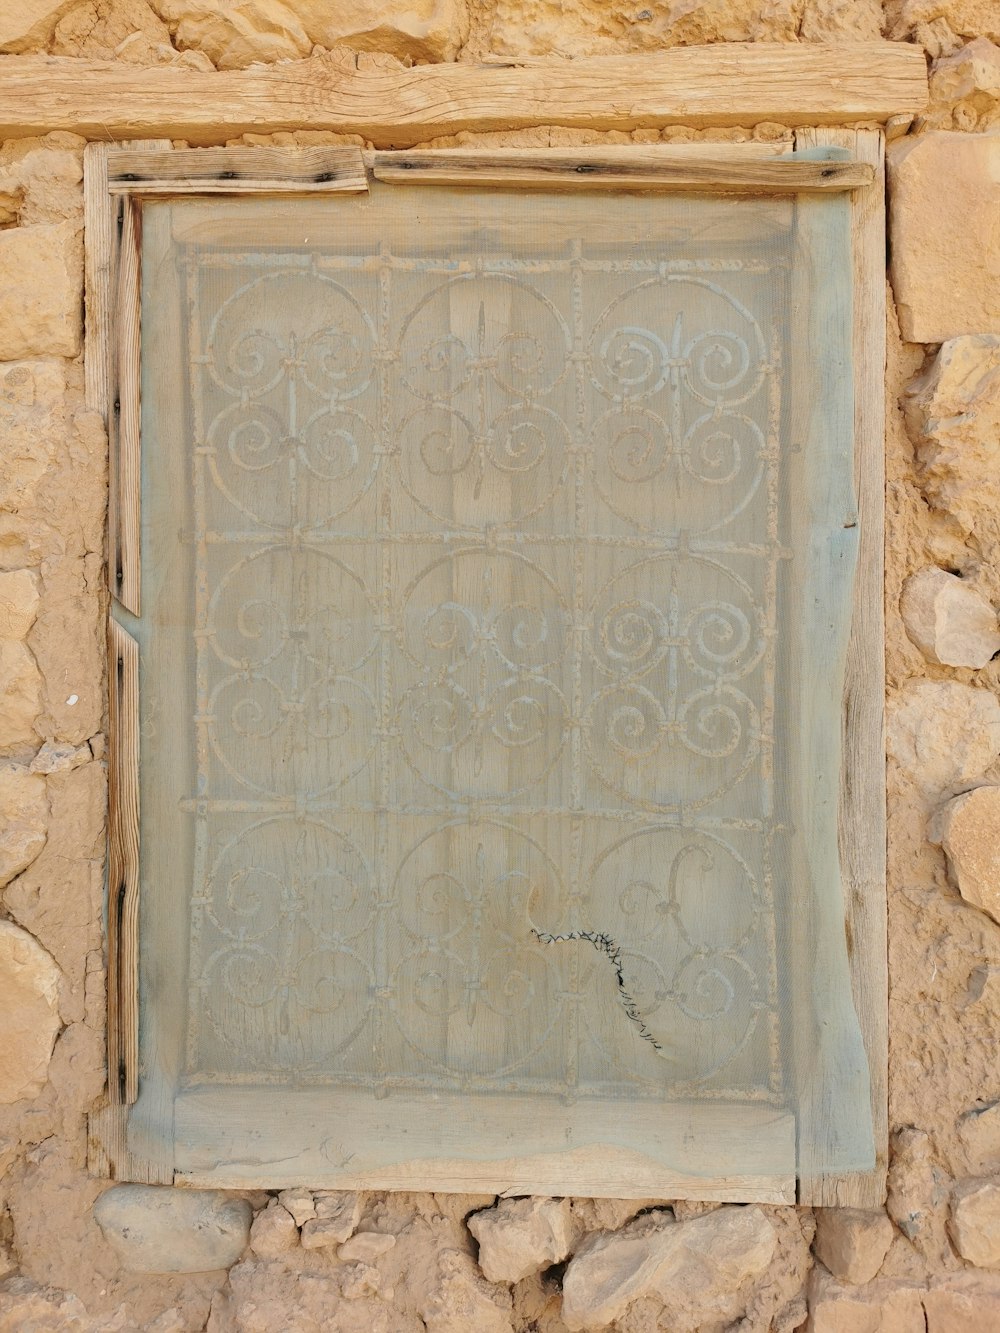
[0,44,927,147]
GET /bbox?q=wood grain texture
[114,195,141,616]
[173,1088,796,1201]
[83,142,115,420]
[0,46,927,146]
[88,1104,173,1183]
[107,617,140,1107]
[795,127,888,1210]
[107,145,367,194]
[373,148,874,193]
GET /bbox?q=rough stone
[888,133,1000,343]
[900,568,1000,668]
[959,1102,1000,1173]
[0,641,42,756]
[152,0,465,68]
[0,568,41,640]
[930,787,1000,924]
[51,0,173,62]
[924,38,1000,131]
[0,762,47,887]
[418,1249,513,1333]
[0,1276,96,1331]
[276,1187,315,1227]
[561,1205,776,1331]
[886,681,1000,798]
[799,0,883,41]
[889,0,1000,46]
[301,1193,363,1250]
[887,1128,951,1261]
[338,1230,397,1263]
[904,336,1000,547]
[0,919,61,1104]
[949,1179,1000,1268]
[248,1203,298,1259]
[0,0,78,52]
[0,223,82,359]
[923,1273,1000,1331]
[807,1270,926,1332]
[469,1196,573,1283]
[93,1185,252,1273]
[813,1207,894,1285]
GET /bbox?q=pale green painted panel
[129,174,872,1187]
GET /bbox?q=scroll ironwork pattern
[182,224,786,1104]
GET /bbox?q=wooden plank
[83,142,115,420]
[0,46,927,146]
[114,195,141,616]
[106,618,140,1107]
[372,148,874,193]
[107,145,367,194]
[796,127,887,1209]
[172,1087,796,1201]
[87,1104,173,1184]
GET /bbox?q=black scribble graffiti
[531,929,663,1053]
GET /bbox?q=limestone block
[924,1273,1000,1331]
[887,1128,950,1260]
[419,1250,513,1333]
[0,569,40,640]
[900,569,1000,668]
[959,1103,1000,1173]
[0,361,67,530]
[0,920,61,1104]
[0,0,78,51]
[0,1277,92,1331]
[0,762,47,888]
[561,1205,776,1331]
[152,0,464,68]
[483,0,801,58]
[813,1207,895,1285]
[931,787,1000,924]
[925,39,1000,131]
[469,1196,573,1283]
[0,641,42,757]
[301,1192,361,1249]
[93,1184,252,1272]
[799,0,883,41]
[891,0,1000,46]
[276,1187,315,1226]
[888,133,1000,343]
[807,1270,926,1332]
[949,1179,1000,1268]
[51,0,173,62]
[337,1230,396,1262]
[248,1202,298,1258]
[886,681,1000,797]
[904,336,1000,544]
[0,223,82,360]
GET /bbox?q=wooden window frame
[71,40,924,1204]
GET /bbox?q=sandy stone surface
[807,1270,926,1331]
[0,223,82,359]
[468,1196,573,1283]
[813,1206,894,1285]
[889,132,1000,342]
[0,763,48,888]
[923,37,1000,130]
[0,920,61,1104]
[949,1179,1000,1268]
[93,1186,253,1273]
[931,786,1000,923]
[886,679,1000,797]
[900,567,1000,667]
[561,1205,776,1330]
[151,0,465,68]
[0,0,77,52]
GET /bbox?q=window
[91,141,885,1204]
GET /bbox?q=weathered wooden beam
[372,147,875,192]
[107,145,368,194]
[0,45,927,147]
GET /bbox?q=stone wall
[1,4,999,1330]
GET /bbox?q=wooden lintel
[0,45,927,147]
[107,145,368,194]
[372,147,875,192]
